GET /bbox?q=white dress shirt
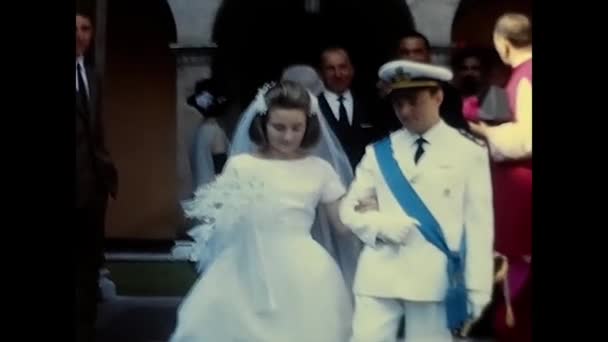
[323,90,353,125]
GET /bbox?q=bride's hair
[249,80,321,149]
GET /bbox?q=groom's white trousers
[350,295,452,342]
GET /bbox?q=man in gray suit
[76,6,117,341]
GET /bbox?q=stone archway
[451,0,532,85]
[452,0,532,48]
[202,0,417,116]
[403,0,531,67]
[167,0,417,204]
[405,0,462,65]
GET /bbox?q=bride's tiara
[254,81,318,117]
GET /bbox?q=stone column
[406,0,461,66]
[167,0,223,45]
[167,0,223,201]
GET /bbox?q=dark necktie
[414,137,428,164]
[338,95,349,128]
[77,63,89,110]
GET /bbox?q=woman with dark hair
[171,81,353,342]
[187,78,230,188]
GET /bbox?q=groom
[340,60,494,341]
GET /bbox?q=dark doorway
[103,0,179,239]
[211,0,415,106]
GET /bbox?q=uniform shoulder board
[458,129,486,147]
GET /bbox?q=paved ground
[97,259,494,341]
[96,296,492,342]
[96,296,181,342]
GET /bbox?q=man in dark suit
[76,7,118,342]
[318,47,374,169]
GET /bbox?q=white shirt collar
[400,119,447,148]
[324,89,352,103]
[76,56,85,70]
[390,120,447,168]
[323,89,354,125]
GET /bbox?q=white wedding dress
[171,154,353,342]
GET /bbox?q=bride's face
[265,107,307,158]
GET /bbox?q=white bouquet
[182,167,270,273]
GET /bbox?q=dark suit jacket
[76,64,117,208]
[318,92,374,169]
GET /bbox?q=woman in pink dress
[469,13,532,342]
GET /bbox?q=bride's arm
[324,199,349,234]
[324,195,380,234]
[337,149,387,247]
[318,152,378,235]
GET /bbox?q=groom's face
[391,87,442,133]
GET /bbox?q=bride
[170,81,355,341]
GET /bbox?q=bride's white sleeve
[319,159,347,203]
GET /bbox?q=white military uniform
[340,60,494,342]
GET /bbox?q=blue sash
[373,138,469,331]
